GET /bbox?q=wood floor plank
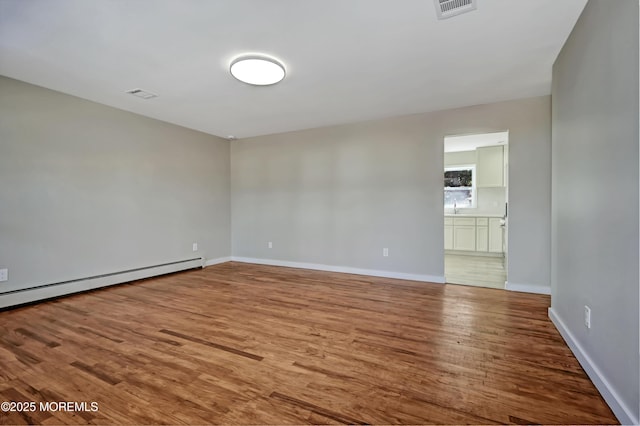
[269,391,368,425]
[0,262,618,424]
[158,328,264,361]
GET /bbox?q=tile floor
[445,253,506,289]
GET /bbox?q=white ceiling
[445,131,509,153]
[0,0,587,139]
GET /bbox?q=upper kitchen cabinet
[476,145,504,187]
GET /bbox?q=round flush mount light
[230,55,286,86]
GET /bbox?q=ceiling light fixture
[230,55,286,86]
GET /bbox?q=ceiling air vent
[125,88,158,99]
[434,0,477,20]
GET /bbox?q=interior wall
[475,188,506,216]
[551,0,639,423]
[0,76,231,293]
[232,96,551,289]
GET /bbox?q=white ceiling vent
[125,88,158,99]
[434,0,477,20]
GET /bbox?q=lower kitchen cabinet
[452,217,476,251]
[454,226,476,251]
[444,222,453,250]
[445,215,503,254]
[476,224,488,252]
[488,218,503,253]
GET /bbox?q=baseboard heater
[0,257,204,309]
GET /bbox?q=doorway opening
[443,131,508,289]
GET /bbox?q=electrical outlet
[192,243,198,252]
[268,242,273,249]
[584,305,591,329]
[0,269,7,282]
[383,248,389,257]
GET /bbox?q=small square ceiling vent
[434,0,477,19]
[125,88,158,99]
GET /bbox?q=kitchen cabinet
[444,218,453,250]
[476,217,488,252]
[445,215,503,254]
[452,217,476,251]
[476,145,504,187]
[453,226,476,251]
[488,218,503,253]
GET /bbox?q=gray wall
[0,76,231,293]
[551,0,639,423]
[232,96,551,288]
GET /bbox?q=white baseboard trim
[505,281,551,295]
[0,257,204,309]
[548,308,637,426]
[204,257,232,267]
[230,256,445,284]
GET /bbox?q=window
[444,166,475,208]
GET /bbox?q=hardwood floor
[445,254,506,289]
[0,262,617,425]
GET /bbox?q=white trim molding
[230,256,445,284]
[549,308,638,426]
[505,281,551,295]
[204,257,232,267]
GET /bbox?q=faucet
[453,202,458,215]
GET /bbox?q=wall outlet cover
[584,305,591,329]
